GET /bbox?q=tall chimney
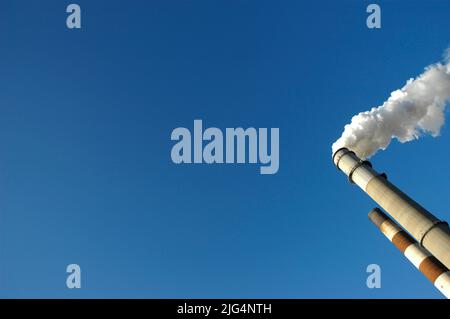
[369,207,450,298]
[333,147,450,269]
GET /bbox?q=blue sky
[0,0,449,298]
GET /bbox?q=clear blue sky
[1,0,449,298]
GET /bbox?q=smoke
[332,53,450,159]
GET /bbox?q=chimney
[333,147,450,269]
[369,207,450,298]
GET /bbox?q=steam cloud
[332,52,450,159]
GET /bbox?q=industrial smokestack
[333,147,450,269]
[369,207,450,298]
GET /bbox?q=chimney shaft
[369,208,450,298]
[333,148,450,269]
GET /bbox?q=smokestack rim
[332,147,353,168]
[368,207,388,229]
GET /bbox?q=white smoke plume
[332,53,450,159]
